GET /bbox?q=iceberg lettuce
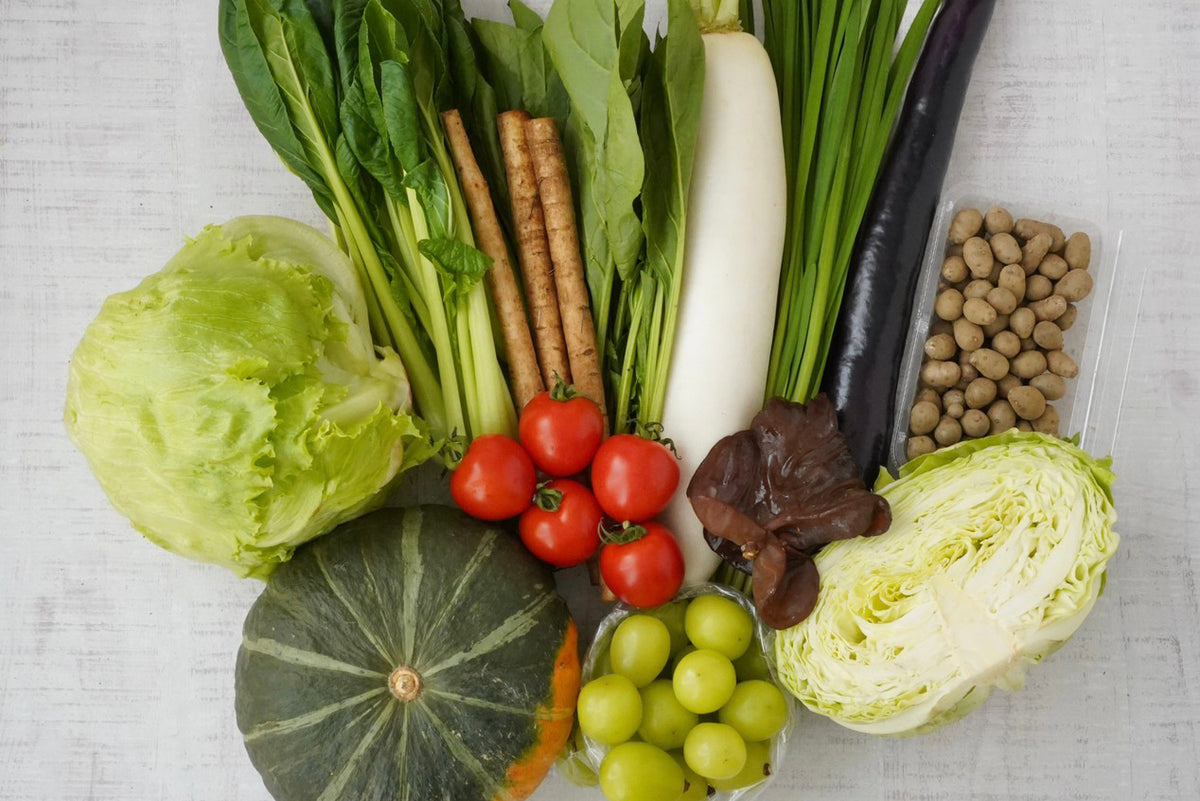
[64,217,434,578]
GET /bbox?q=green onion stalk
[763,0,943,404]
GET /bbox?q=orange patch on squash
[495,618,582,801]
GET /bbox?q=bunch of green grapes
[575,593,790,801]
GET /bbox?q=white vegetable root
[659,30,787,585]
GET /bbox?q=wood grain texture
[1,0,1196,799]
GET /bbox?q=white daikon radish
[660,10,787,584]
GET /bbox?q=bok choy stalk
[219,0,515,448]
[763,0,944,403]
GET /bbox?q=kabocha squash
[234,505,580,801]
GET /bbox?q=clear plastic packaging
[578,584,794,801]
[888,188,1143,473]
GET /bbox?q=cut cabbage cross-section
[774,432,1118,735]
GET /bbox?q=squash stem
[388,666,423,702]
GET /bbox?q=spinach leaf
[634,0,705,421]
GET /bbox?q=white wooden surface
[2,0,1197,799]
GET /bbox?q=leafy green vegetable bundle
[775,432,1119,735]
[219,0,518,444]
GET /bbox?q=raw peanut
[1020,336,1038,351]
[922,360,962,388]
[1038,253,1069,281]
[1032,404,1060,436]
[1055,269,1094,302]
[985,206,1014,235]
[1011,350,1048,379]
[986,286,1018,315]
[987,399,1017,433]
[1009,307,1036,338]
[949,208,984,244]
[961,409,990,438]
[963,297,997,326]
[997,374,1022,399]
[1016,420,1034,432]
[989,232,1022,264]
[907,435,936,460]
[1032,320,1064,350]
[1025,274,1053,301]
[1064,232,1091,270]
[1021,232,1053,273]
[930,318,954,337]
[953,317,985,351]
[965,377,997,409]
[1030,294,1067,322]
[1058,304,1079,331]
[1014,219,1066,252]
[969,348,1010,381]
[942,255,969,283]
[1047,350,1079,378]
[964,279,994,299]
[934,416,963,446]
[1030,372,1066,401]
[910,401,940,435]
[916,387,942,408]
[992,330,1022,358]
[925,333,957,360]
[998,264,1027,302]
[963,237,995,279]
[1008,385,1047,421]
[982,314,1010,337]
[935,288,965,321]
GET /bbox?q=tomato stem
[599,520,647,545]
[549,374,579,402]
[532,482,564,512]
[634,421,678,457]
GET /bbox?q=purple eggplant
[821,0,998,480]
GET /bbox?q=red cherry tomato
[450,435,537,521]
[590,434,680,521]
[599,522,685,608]
[518,389,605,477]
[519,480,603,567]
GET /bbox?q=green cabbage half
[64,216,435,578]
[775,432,1118,735]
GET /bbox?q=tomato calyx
[633,421,678,457]
[440,432,468,467]
[548,375,580,402]
[532,481,564,513]
[599,520,648,546]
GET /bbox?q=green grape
[611,615,672,687]
[669,750,711,801]
[708,738,772,791]
[673,649,737,714]
[599,742,685,801]
[637,679,699,750]
[684,594,754,660]
[718,680,789,742]
[670,644,696,674]
[648,600,690,655]
[732,638,771,681]
[683,722,747,780]
[578,674,642,745]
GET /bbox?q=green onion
[763,0,943,403]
